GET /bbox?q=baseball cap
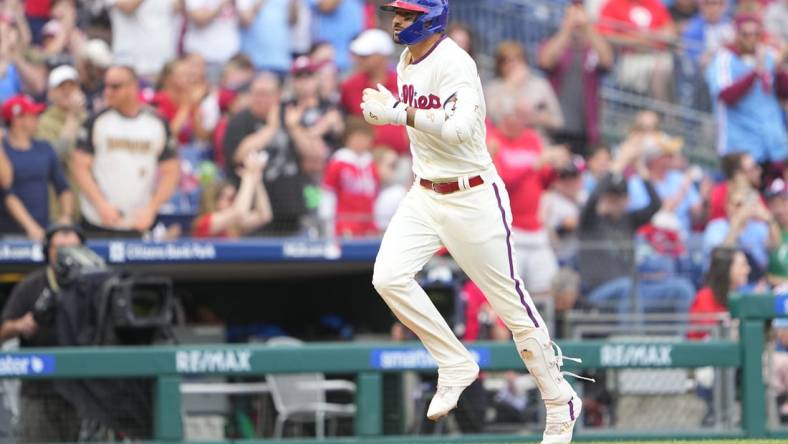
[557,155,585,178]
[600,172,628,195]
[48,64,79,89]
[350,29,395,57]
[80,39,113,68]
[290,56,318,75]
[2,95,46,123]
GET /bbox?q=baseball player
[361,1,587,443]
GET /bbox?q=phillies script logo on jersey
[401,85,441,110]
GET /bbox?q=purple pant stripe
[569,397,576,421]
[492,183,540,328]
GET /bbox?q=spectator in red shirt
[341,28,409,155]
[597,0,677,100]
[151,56,219,148]
[319,118,380,238]
[487,95,570,296]
[688,245,749,425]
[709,152,763,220]
[192,152,272,238]
[689,246,749,339]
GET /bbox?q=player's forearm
[406,96,481,145]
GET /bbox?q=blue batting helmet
[381,0,449,45]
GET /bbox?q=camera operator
[0,223,84,442]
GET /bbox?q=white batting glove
[361,83,408,126]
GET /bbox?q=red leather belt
[419,176,485,194]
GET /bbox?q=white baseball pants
[372,168,549,387]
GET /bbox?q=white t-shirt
[184,0,241,64]
[396,37,493,180]
[77,108,177,228]
[107,0,178,77]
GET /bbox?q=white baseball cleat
[426,384,469,421]
[542,395,582,444]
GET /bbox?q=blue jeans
[587,276,695,317]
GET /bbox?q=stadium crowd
[0,0,785,437]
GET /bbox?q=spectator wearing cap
[486,40,564,135]
[107,0,179,82]
[183,0,241,84]
[0,95,73,240]
[0,7,47,103]
[538,1,614,155]
[626,132,703,238]
[77,39,113,113]
[288,56,343,156]
[705,14,787,166]
[238,0,292,76]
[309,0,364,73]
[540,155,586,266]
[487,94,570,296]
[71,66,179,236]
[578,165,695,316]
[341,28,409,155]
[36,65,86,160]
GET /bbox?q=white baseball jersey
[396,36,493,180]
[373,33,579,426]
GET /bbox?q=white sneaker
[426,385,469,421]
[542,395,582,444]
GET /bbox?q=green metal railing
[0,294,785,442]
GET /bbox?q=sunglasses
[104,81,129,90]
